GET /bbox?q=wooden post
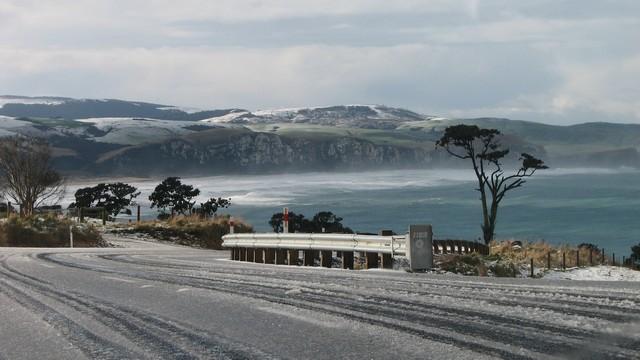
[530,258,534,278]
[137,205,141,223]
[102,209,107,226]
[576,250,580,268]
[547,252,551,269]
[589,249,593,266]
[342,251,354,270]
[287,249,298,266]
[320,251,332,268]
[381,253,393,269]
[612,253,616,266]
[303,250,315,266]
[275,249,287,265]
[254,248,263,263]
[562,252,566,271]
[80,207,84,223]
[263,248,275,264]
[601,248,605,264]
[365,252,379,269]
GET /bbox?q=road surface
[0,235,638,359]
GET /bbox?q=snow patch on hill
[0,96,67,108]
[77,117,219,145]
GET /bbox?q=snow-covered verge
[542,266,640,281]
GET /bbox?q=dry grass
[112,214,253,249]
[0,214,105,247]
[490,240,604,269]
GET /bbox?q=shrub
[113,214,252,249]
[0,215,105,247]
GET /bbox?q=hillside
[0,95,639,175]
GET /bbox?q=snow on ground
[76,117,218,145]
[543,266,640,281]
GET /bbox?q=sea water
[64,168,640,257]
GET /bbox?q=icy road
[0,236,639,360]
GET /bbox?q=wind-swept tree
[72,182,140,217]
[197,197,232,218]
[149,177,200,216]
[436,125,547,244]
[0,136,65,216]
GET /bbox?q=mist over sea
[64,168,640,257]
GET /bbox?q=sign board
[408,224,433,271]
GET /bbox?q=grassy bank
[0,215,106,247]
[435,240,618,277]
[110,215,252,249]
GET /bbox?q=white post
[69,225,74,248]
[283,207,289,234]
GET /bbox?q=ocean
[64,168,640,258]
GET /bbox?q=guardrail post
[276,249,287,265]
[320,251,332,268]
[263,249,275,264]
[254,248,263,263]
[287,249,299,266]
[381,253,393,269]
[408,225,433,271]
[365,252,379,269]
[342,251,354,270]
[303,250,316,266]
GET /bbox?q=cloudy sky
[0,0,638,124]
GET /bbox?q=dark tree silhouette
[269,211,311,233]
[311,211,354,233]
[197,197,231,218]
[73,182,140,217]
[149,177,200,216]
[436,125,547,244]
[0,136,64,216]
[269,211,353,233]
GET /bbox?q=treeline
[71,176,231,220]
[268,210,353,234]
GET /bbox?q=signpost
[283,207,289,234]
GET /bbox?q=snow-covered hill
[200,105,433,129]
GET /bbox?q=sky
[0,0,638,124]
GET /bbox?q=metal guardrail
[222,232,489,270]
[222,233,407,255]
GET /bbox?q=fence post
[79,207,84,223]
[102,209,107,226]
[69,225,74,248]
[576,250,580,268]
[589,249,593,266]
[612,253,615,266]
[137,205,141,223]
[530,258,534,278]
[562,252,566,271]
[547,252,551,270]
[601,248,605,264]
